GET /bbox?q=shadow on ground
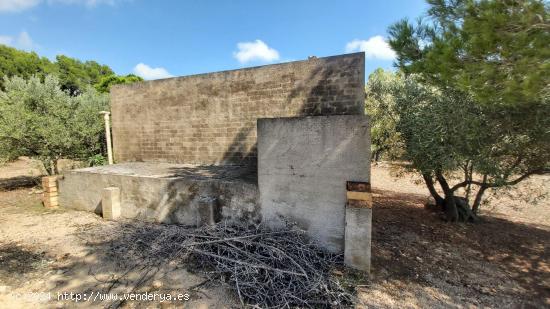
[1,187,548,308]
[0,176,40,191]
[0,243,46,276]
[369,188,550,307]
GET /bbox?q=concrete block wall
[257,115,370,253]
[111,53,365,166]
[58,164,259,225]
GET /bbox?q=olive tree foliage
[392,76,489,221]
[0,75,109,174]
[387,0,550,221]
[365,69,403,161]
[95,74,143,93]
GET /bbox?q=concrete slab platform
[58,162,259,225]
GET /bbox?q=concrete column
[344,181,372,272]
[102,187,121,220]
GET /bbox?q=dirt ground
[0,159,548,308]
[362,163,550,308]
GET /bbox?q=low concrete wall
[257,115,370,252]
[58,163,259,225]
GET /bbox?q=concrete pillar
[196,196,220,226]
[102,187,121,220]
[42,176,58,208]
[344,181,372,272]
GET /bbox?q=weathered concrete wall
[257,115,370,252]
[111,53,365,166]
[58,163,259,225]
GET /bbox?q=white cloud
[0,35,14,45]
[0,0,124,12]
[17,30,34,49]
[0,31,38,50]
[345,36,396,60]
[0,0,41,12]
[233,40,280,64]
[133,63,173,80]
[48,0,118,8]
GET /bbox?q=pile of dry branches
[100,221,355,308]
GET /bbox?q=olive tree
[0,75,109,174]
[386,0,549,221]
[365,69,403,161]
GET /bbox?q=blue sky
[0,0,427,80]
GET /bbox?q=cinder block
[42,176,57,188]
[43,196,59,208]
[42,176,59,208]
[344,206,372,272]
[102,187,121,220]
[110,53,365,166]
[45,191,58,197]
[44,185,58,193]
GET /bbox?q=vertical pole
[100,111,113,165]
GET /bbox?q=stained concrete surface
[58,163,259,225]
[344,207,372,272]
[258,115,370,252]
[111,53,365,166]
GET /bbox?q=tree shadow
[163,164,257,184]
[219,54,364,168]
[35,190,550,308]
[0,176,40,191]
[0,243,46,276]
[370,188,550,307]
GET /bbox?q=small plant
[88,154,107,167]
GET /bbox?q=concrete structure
[344,181,372,272]
[102,187,121,220]
[345,207,372,272]
[110,53,365,166]
[59,163,259,225]
[58,53,372,265]
[257,115,370,253]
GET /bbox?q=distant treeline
[0,44,142,94]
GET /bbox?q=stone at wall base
[344,206,372,273]
[102,187,121,220]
